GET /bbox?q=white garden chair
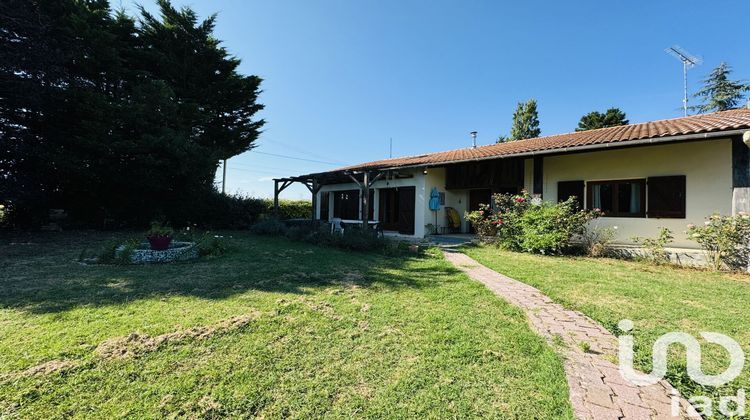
[330,218,344,235]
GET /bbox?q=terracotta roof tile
[318,109,750,174]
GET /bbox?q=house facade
[278,109,750,249]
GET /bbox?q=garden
[461,190,750,410]
[464,190,750,271]
[0,231,573,418]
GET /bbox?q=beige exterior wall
[523,158,534,193]
[315,138,733,243]
[541,138,733,248]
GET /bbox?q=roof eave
[323,128,748,175]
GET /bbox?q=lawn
[0,232,572,418]
[463,244,750,400]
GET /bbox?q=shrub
[632,227,674,264]
[334,227,389,252]
[250,218,288,236]
[250,217,393,253]
[285,225,317,241]
[96,238,139,265]
[492,191,601,254]
[464,204,499,239]
[274,199,313,220]
[516,203,580,254]
[146,220,174,238]
[580,222,617,257]
[190,193,269,229]
[687,213,750,271]
[181,193,311,230]
[196,234,229,257]
[466,191,601,254]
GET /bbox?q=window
[368,189,374,220]
[320,192,330,221]
[587,179,646,217]
[647,176,686,218]
[557,180,584,209]
[333,190,360,220]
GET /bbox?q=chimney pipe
[470,131,478,148]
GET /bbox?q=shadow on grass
[0,231,460,314]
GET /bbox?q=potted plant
[146,221,174,251]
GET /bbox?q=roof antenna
[470,131,478,148]
[665,45,702,117]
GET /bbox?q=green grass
[0,232,572,418]
[463,244,750,401]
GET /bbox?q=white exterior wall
[423,167,470,233]
[316,169,427,238]
[541,139,733,248]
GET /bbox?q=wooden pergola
[273,170,384,229]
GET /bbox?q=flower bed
[115,241,198,264]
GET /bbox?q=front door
[377,187,416,234]
[469,188,492,211]
[397,186,415,235]
[378,188,399,231]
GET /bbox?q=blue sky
[123,0,750,199]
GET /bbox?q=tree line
[497,62,750,143]
[0,0,264,228]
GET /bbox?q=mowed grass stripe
[0,233,572,418]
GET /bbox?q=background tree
[508,99,541,141]
[575,108,629,131]
[692,62,750,113]
[0,0,264,227]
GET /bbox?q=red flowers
[515,197,526,203]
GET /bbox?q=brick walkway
[443,250,698,419]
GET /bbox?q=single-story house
[275,109,750,248]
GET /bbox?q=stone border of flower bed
[115,241,198,264]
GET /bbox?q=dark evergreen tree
[0,0,264,227]
[576,108,629,131]
[692,62,750,113]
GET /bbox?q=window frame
[557,180,585,210]
[586,178,646,218]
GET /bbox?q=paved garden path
[443,250,698,420]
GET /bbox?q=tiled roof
[321,109,750,174]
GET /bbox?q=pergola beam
[272,170,382,227]
[273,176,322,221]
[344,170,384,230]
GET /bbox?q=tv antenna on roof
[665,45,703,116]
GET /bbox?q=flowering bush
[465,190,601,254]
[464,204,499,238]
[687,213,750,271]
[632,227,674,264]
